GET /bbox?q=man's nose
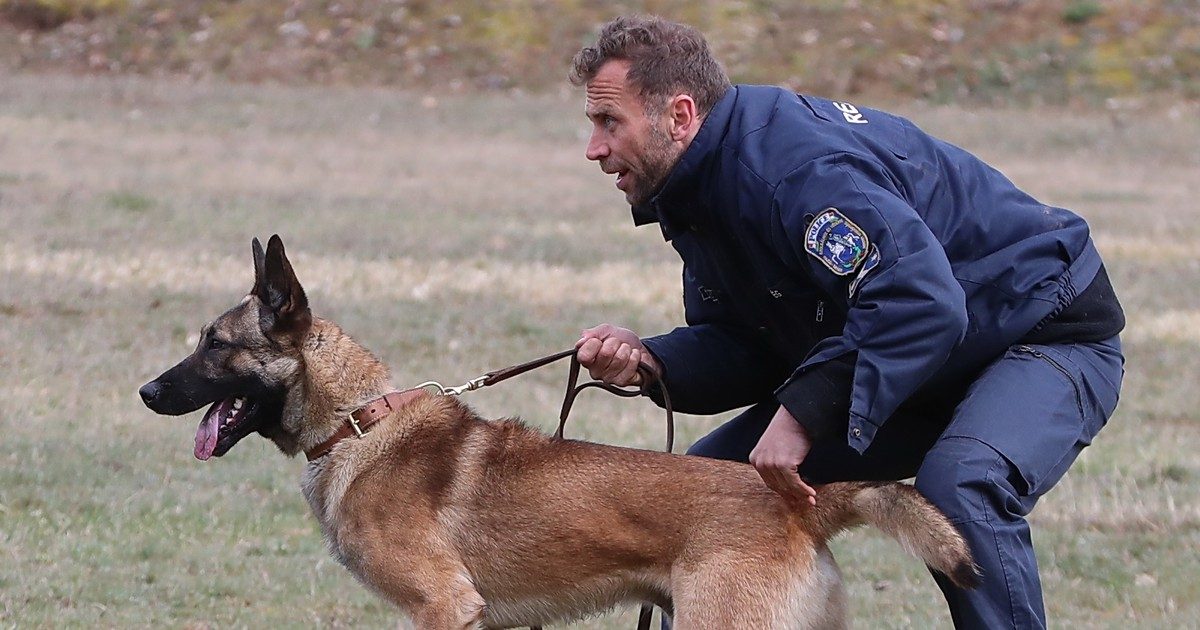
[585,131,608,161]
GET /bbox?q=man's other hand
[576,324,660,387]
[749,406,818,506]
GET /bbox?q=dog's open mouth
[195,397,258,460]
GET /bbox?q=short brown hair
[570,15,731,116]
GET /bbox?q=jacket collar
[631,86,738,236]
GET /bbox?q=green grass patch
[1063,1,1105,25]
[103,190,154,213]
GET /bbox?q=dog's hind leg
[667,563,777,630]
[669,557,845,630]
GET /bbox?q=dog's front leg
[409,594,486,630]
[365,555,485,630]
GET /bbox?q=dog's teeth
[232,399,243,411]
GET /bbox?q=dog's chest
[300,455,441,596]
[300,460,354,566]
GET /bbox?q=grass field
[1,74,1198,628]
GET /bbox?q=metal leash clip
[414,376,486,397]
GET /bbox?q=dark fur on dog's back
[142,236,977,629]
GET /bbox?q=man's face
[584,60,680,207]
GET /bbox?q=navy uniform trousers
[676,337,1124,629]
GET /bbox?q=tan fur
[269,316,978,629]
[173,239,977,629]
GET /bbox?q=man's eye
[604,115,617,128]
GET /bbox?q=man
[570,14,1125,630]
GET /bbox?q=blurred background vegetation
[2,0,1198,104]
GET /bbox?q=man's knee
[686,426,745,460]
[685,403,775,462]
[685,430,725,458]
[915,436,1027,524]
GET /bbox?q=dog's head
[139,235,312,460]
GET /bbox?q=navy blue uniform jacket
[637,86,1105,454]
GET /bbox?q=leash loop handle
[447,346,675,455]
[555,357,674,454]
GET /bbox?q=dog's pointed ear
[260,235,311,333]
[251,237,267,299]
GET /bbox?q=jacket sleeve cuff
[774,353,856,441]
[638,340,669,405]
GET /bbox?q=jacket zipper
[816,300,825,323]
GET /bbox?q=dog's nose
[139,380,167,405]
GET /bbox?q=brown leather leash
[309,347,673,629]
[420,346,675,453]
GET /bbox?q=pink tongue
[194,400,225,461]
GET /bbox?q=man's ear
[667,94,699,142]
[258,235,311,334]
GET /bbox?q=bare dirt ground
[1,74,1198,627]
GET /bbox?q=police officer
[571,15,1125,629]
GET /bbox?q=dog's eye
[208,338,226,350]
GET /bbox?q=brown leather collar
[305,388,427,461]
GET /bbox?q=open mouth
[195,397,258,460]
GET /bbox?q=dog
[140,235,978,629]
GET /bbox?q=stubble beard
[626,120,680,207]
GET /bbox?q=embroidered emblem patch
[805,208,869,276]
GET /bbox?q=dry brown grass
[1,73,1198,627]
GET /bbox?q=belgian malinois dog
[140,235,977,629]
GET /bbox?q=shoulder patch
[805,208,870,276]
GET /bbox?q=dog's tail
[811,481,980,589]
